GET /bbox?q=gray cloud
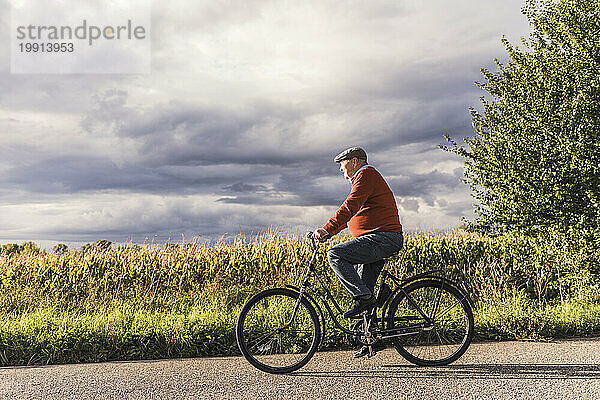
[2,84,472,232]
[0,0,532,243]
[216,173,344,207]
[399,198,419,213]
[389,169,463,200]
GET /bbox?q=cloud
[399,198,419,213]
[0,0,533,243]
[389,169,463,200]
[0,191,334,244]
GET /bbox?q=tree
[20,241,41,254]
[52,243,69,254]
[0,242,41,255]
[80,240,112,253]
[444,0,600,233]
[1,243,21,256]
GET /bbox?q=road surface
[2,339,600,399]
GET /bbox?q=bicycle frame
[285,235,450,341]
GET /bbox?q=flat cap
[333,147,368,163]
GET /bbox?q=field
[1,230,600,366]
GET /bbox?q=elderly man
[315,147,403,320]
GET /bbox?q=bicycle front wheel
[386,279,474,366]
[236,288,321,374]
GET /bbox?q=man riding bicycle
[314,147,403,356]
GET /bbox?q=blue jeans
[327,231,404,299]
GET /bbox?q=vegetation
[3,0,599,370]
[1,231,599,366]
[443,0,600,233]
[1,241,41,256]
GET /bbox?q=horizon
[2,226,479,251]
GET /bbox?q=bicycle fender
[398,269,443,287]
[381,270,440,317]
[440,276,474,309]
[285,284,327,348]
[427,276,474,309]
[392,276,474,309]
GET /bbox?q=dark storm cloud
[217,166,346,206]
[313,62,484,156]
[4,84,468,208]
[2,155,275,195]
[223,182,269,193]
[80,90,328,167]
[85,93,254,142]
[79,86,468,168]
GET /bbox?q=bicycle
[236,232,474,374]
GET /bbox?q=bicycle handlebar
[306,230,331,252]
[306,231,318,250]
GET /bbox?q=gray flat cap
[334,147,368,163]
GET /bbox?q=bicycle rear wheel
[236,288,321,374]
[386,279,474,366]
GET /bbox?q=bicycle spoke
[434,297,463,321]
[247,330,278,350]
[430,286,442,321]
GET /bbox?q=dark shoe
[353,342,386,359]
[344,295,377,318]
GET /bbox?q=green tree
[1,243,21,255]
[1,242,41,255]
[444,0,600,233]
[80,240,112,253]
[20,241,41,254]
[52,243,69,254]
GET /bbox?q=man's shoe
[353,342,386,359]
[344,295,377,318]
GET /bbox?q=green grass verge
[2,296,600,366]
[476,295,600,340]
[0,301,240,365]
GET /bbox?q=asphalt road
[2,339,600,399]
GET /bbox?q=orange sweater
[323,166,402,238]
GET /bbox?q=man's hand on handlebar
[314,228,330,242]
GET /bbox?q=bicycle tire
[236,288,321,374]
[386,279,474,366]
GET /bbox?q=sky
[0,0,533,248]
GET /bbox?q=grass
[477,295,600,341]
[0,299,239,365]
[3,296,600,366]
